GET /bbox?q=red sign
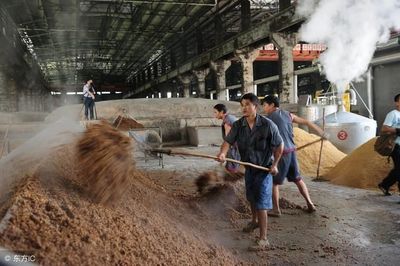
[337,130,348,141]
[257,43,327,62]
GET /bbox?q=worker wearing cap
[217,93,283,251]
[262,95,325,217]
[378,93,400,196]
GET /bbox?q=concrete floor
[137,145,400,265]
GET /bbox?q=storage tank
[298,104,337,131]
[315,109,377,154]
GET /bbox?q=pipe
[349,88,357,105]
[366,67,374,118]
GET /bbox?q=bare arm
[270,143,284,175]
[217,141,230,162]
[292,114,324,137]
[224,123,232,136]
[381,125,397,135]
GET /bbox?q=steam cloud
[297,0,400,93]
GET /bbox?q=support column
[196,30,204,55]
[214,14,224,44]
[0,70,8,112]
[192,68,210,98]
[241,0,251,31]
[7,78,18,112]
[161,56,167,75]
[210,60,231,101]
[170,79,178,97]
[171,88,178,98]
[235,48,259,95]
[271,32,297,103]
[159,83,168,98]
[178,74,193,98]
[279,0,291,11]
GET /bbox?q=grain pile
[112,115,143,130]
[294,127,346,177]
[195,169,244,195]
[324,138,393,190]
[76,121,134,204]
[0,172,244,265]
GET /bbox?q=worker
[213,103,240,173]
[378,93,400,196]
[262,95,325,217]
[217,93,283,251]
[83,79,96,120]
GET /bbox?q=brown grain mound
[325,137,393,190]
[195,171,224,194]
[294,127,346,177]
[113,115,144,130]
[195,169,245,195]
[0,174,243,265]
[76,120,134,204]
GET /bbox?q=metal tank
[298,104,337,130]
[297,95,338,131]
[315,108,377,154]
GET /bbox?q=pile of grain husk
[195,169,244,195]
[0,172,243,265]
[294,127,346,177]
[112,115,144,130]
[76,121,134,204]
[324,137,393,190]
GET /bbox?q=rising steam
[297,0,400,92]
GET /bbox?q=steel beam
[125,5,303,97]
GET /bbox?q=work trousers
[380,144,400,191]
[84,97,95,120]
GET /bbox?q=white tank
[298,104,338,131]
[315,109,377,154]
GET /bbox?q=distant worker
[83,79,96,120]
[217,93,283,251]
[262,95,326,216]
[213,104,240,173]
[378,93,400,196]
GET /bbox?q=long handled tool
[296,138,324,151]
[316,109,326,179]
[93,101,98,120]
[150,148,270,172]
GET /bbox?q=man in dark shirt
[217,93,283,251]
[263,95,325,216]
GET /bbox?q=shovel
[149,148,270,172]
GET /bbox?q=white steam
[297,0,400,92]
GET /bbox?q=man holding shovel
[262,95,326,217]
[217,93,283,251]
[83,79,96,120]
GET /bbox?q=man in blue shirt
[262,95,325,216]
[217,93,283,251]
[378,93,400,195]
[213,103,241,173]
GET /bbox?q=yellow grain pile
[324,137,393,189]
[293,127,346,177]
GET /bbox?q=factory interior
[0,0,400,265]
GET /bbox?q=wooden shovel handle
[296,138,323,151]
[151,148,270,172]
